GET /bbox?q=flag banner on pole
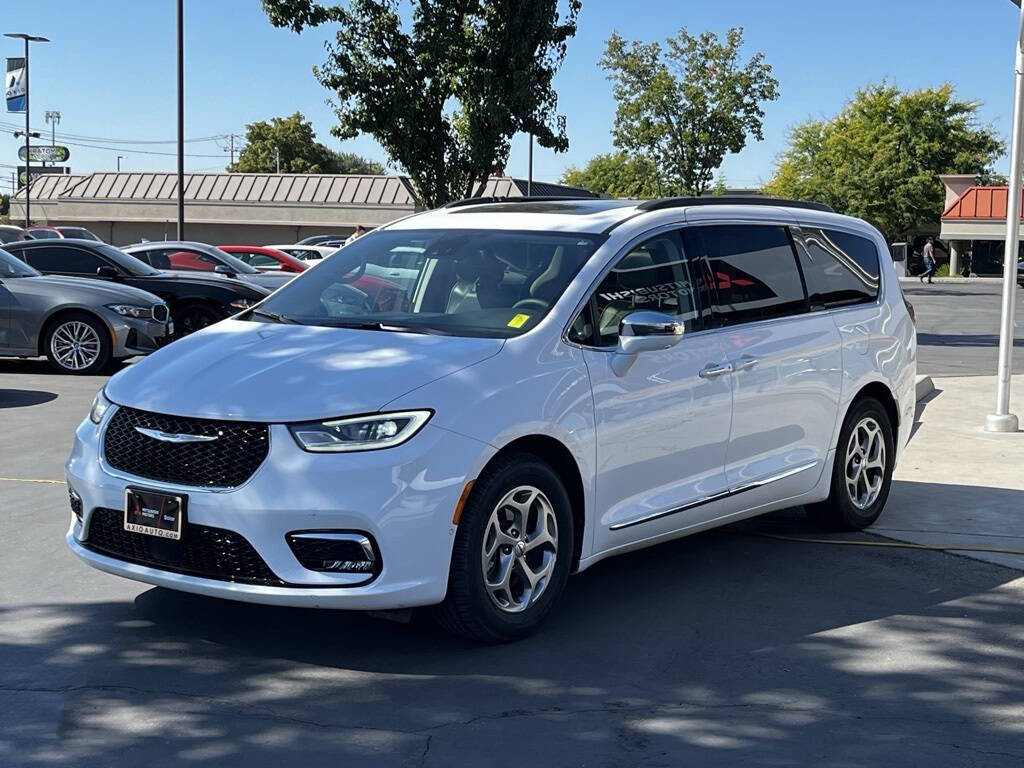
[6,58,26,112]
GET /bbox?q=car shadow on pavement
[0,389,58,408]
[2,494,1022,767]
[916,332,1024,348]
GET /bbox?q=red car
[218,245,308,274]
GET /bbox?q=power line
[0,120,230,145]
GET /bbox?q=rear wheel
[173,303,221,338]
[807,397,895,530]
[434,451,574,642]
[44,313,111,375]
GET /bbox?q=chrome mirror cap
[618,311,684,354]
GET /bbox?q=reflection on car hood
[154,270,272,296]
[30,275,164,304]
[105,319,504,421]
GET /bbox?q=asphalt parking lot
[2,288,1024,767]
[904,281,1024,376]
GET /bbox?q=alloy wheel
[481,485,559,614]
[50,321,102,371]
[845,416,886,510]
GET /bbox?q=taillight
[904,298,916,324]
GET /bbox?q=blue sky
[2,0,1022,195]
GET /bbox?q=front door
[686,224,842,506]
[573,230,734,555]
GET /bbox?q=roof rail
[443,195,599,209]
[636,195,834,213]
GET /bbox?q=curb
[898,276,1005,285]
[915,375,935,402]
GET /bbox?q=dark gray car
[122,241,295,292]
[0,247,172,374]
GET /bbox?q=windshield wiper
[249,308,299,324]
[319,320,451,335]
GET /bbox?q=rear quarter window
[799,229,880,308]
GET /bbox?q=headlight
[89,390,111,425]
[288,410,432,452]
[230,298,255,310]
[105,303,153,319]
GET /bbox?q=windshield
[28,229,60,239]
[95,244,162,276]
[252,228,606,338]
[0,247,40,277]
[213,248,260,274]
[59,228,101,241]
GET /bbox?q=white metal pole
[986,2,1024,432]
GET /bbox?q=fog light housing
[68,487,83,521]
[286,532,380,580]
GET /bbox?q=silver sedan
[0,247,172,374]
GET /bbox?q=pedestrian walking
[920,237,936,284]
[344,224,368,246]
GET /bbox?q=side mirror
[96,265,120,279]
[214,265,237,277]
[612,311,684,375]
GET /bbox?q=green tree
[599,27,778,197]
[230,112,384,174]
[560,152,662,198]
[0,193,9,217]
[765,84,1005,241]
[261,0,580,208]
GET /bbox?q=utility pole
[274,146,280,174]
[988,0,1024,432]
[117,155,124,172]
[229,134,234,167]
[44,110,59,146]
[5,33,49,227]
[176,0,185,240]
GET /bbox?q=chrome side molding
[609,460,820,531]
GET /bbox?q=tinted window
[22,245,108,275]
[799,229,880,308]
[0,248,39,277]
[236,251,279,269]
[58,228,101,241]
[28,229,60,239]
[578,232,699,347]
[692,225,806,325]
[256,228,606,338]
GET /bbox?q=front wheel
[807,397,895,530]
[44,313,112,375]
[434,452,574,642]
[172,303,221,338]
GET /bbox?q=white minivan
[67,197,917,641]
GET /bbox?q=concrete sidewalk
[881,374,1024,570]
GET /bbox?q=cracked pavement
[2,349,1024,767]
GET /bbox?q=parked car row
[0,234,350,374]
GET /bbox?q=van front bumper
[65,410,493,610]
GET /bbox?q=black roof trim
[443,195,601,209]
[636,195,834,213]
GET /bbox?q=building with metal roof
[9,172,595,246]
[939,175,1024,275]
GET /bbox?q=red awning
[941,186,1022,220]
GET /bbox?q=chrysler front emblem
[135,427,219,444]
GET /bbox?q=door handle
[732,355,758,372]
[698,363,732,379]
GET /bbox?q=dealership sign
[18,145,70,163]
[18,165,69,188]
[5,58,26,112]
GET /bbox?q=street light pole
[176,0,185,240]
[987,1,1024,432]
[4,33,49,228]
[117,155,124,172]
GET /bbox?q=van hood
[105,319,504,422]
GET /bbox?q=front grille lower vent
[84,507,284,586]
[103,406,269,488]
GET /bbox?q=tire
[434,451,574,642]
[172,303,221,339]
[807,397,895,530]
[43,312,112,375]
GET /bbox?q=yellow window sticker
[507,313,531,329]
